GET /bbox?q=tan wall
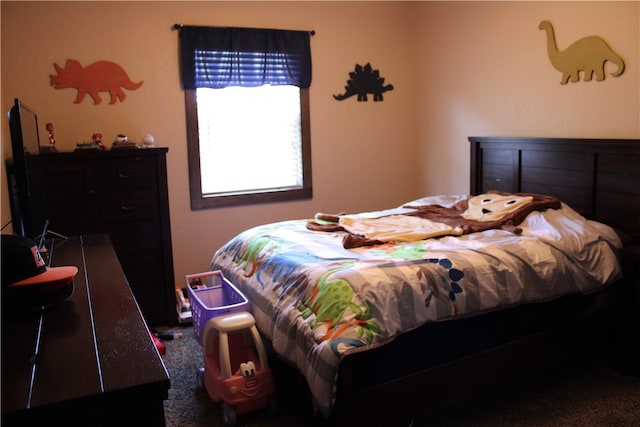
[412,1,639,194]
[2,1,638,290]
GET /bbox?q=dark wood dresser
[1,234,170,426]
[26,148,175,325]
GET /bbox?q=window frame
[185,87,312,210]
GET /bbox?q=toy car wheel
[221,403,236,427]
[196,366,205,389]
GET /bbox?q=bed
[209,136,640,426]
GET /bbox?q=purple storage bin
[185,271,249,345]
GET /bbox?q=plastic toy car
[197,311,277,426]
[186,271,276,426]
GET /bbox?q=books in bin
[175,287,192,324]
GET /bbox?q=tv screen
[17,103,41,156]
[7,98,42,238]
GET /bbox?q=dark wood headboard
[469,136,640,242]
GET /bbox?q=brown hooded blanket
[307,191,562,249]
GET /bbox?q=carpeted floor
[158,324,640,427]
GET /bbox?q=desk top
[2,234,170,420]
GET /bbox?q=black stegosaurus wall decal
[334,63,394,102]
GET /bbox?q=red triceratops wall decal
[50,59,143,105]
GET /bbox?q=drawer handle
[118,169,134,179]
[121,201,137,211]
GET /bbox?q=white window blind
[196,85,303,196]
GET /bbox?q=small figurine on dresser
[92,133,106,150]
[141,133,155,148]
[111,133,138,150]
[46,122,56,145]
[42,122,58,153]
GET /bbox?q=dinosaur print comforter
[209,194,622,417]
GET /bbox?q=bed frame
[470,136,640,241]
[326,137,640,426]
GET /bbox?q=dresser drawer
[99,190,157,222]
[97,157,156,190]
[28,159,99,232]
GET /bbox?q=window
[178,25,313,209]
[185,85,311,209]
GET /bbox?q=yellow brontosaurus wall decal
[538,21,625,84]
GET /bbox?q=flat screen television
[6,98,44,239]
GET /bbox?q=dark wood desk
[2,234,170,426]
